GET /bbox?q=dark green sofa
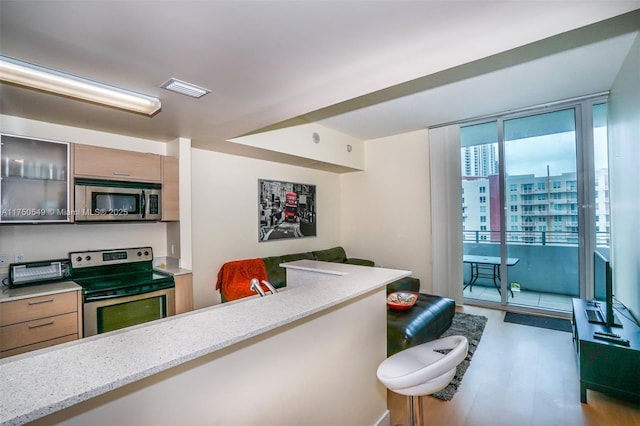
[261,246,375,291]
[217,246,374,303]
[217,246,455,355]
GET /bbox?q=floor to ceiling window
[460,96,608,314]
[592,102,610,300]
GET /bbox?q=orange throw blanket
[216,258,269,302]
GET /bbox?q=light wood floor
[388,305,640,426]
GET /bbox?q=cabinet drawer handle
[113,171,131,176]
[28,299,54,305]
[28,321,55,329]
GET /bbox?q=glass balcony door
[461,122,502,304]
[503,108,578,311]
[460,97,607,313]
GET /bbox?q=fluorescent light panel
[0,55,161,115]
[161,78,210,98]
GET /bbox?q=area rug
[504,311,572,333]
[432,312,488,401]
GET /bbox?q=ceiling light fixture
[161,78,210,98]
[0,55,161,115]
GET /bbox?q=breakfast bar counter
[0,262,409,426]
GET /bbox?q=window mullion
[497,117,507,305]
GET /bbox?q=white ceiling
[1,1,639,152]
[314,32,638,139]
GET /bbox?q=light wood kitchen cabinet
[0,290,82,358]
[74,144,161,182]
[162,155,179,221]
[174,273,193,314]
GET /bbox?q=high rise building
[462,169,609,245]
[461,144,499,177]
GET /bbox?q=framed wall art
[258,179,316,241]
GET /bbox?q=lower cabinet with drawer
[0,290,82,358]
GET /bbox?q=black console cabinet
[572,298,640,403]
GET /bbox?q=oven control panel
[70,247,153,268]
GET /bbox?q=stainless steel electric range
[70,247,175,337]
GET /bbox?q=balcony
[463,285,573,311]
[463,230,610,312]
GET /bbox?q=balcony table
[463,255,519,297]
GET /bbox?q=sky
[504,127,608,177]
[505,131,576,177]
[462,105,609,178]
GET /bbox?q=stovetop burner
[70,247,174,301]
[74,272,173,293]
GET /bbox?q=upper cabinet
[1,139,179,224]
[162,156,179,221]
[1,134,72,223]
[74,144,161,183]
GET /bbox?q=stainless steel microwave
[75,178,161,221]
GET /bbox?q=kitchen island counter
[0,262,409,426]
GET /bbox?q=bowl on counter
[386,291,418,311]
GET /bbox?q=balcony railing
[463,229,610,299]
[463,230,610,246]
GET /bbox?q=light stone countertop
[0,281,81,303]
[152,265,192,276]
[0,262,409,426]
[281,259,363,275]
[152,256,192,276]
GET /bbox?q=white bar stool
[377,335,468,426]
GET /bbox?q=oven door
[83,287,175,336]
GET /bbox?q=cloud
[505,131,576,177]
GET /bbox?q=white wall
[341,129,433,291]
[229,122,365,170]
[608,33,640,319]
[165,137,193,270]
[0,116,169,268]
[191,148,344,309]
[0,223,167,263]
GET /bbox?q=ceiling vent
[161,78,210,98]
